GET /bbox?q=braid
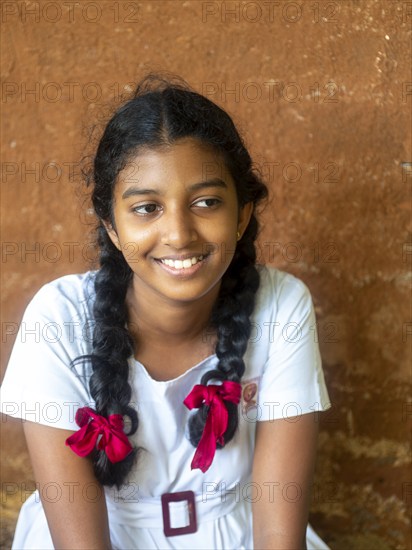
[187,216,260,448]
[88,225,138,487]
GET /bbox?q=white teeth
[161,255,204,269]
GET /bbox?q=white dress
[1,266,331,549]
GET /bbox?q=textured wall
[1,1,411,548]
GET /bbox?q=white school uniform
[1,266,331,549]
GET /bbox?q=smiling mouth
[158,255,206,270]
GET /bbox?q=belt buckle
[161,490,197,537]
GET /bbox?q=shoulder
[23,271,97,322]
[34,271,96,300]
[254,265,313,319]
[2,273,99,427]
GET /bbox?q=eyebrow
[121,178,228,199]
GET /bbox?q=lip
[155,253,206,261]
[154,254,208,278]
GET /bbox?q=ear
[102,220,121,251]
[237,202,254,239]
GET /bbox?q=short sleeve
[0,275,95,430]
[257,270,331,421]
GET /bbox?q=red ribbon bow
[65,407,132,463]
[183,381,241,473]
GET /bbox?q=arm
[252,412,318,550]
[23,421,112,550]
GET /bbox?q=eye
[132,203,161,216]
[192,198,222,209]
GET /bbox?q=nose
[160,208,198,249]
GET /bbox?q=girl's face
[105,138,252,308]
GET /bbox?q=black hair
[85,73,268,486]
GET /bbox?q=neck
[126,279,219,347]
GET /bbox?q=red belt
[161,490,197,537]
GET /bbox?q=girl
[1,74,331,549]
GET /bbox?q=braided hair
[85,73,268,486]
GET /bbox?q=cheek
[209,209,239,237]
[117,220,154,245]
[206,231,237,260]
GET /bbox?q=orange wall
[1,1,411,548]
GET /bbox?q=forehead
[117,138,234,190]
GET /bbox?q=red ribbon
[183,381,241,473]
[65,407,132,463]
